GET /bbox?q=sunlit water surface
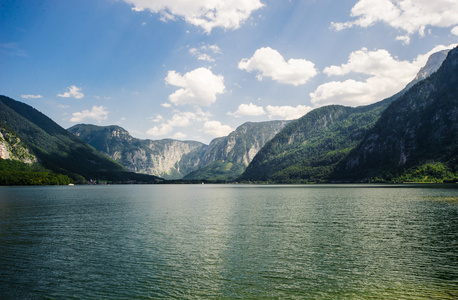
[1,184,457,299]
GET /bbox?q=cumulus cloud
[70,106,108,122]
[266,105,313,120]
[58,85,84,99]
[452,26,458,36]
[189,44,222,62]
[238,47,318,86]
[21,94,42,99]
[165,67,225,106]
[228,103,265,117]
[203,121,233,137]
[146,110,210,137]
[123,0,264,33]
[310,45,457,106]
[146,123,173,136]
[172,132,187,140]
[332,0,458,41]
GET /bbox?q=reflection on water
[0,184,457,299]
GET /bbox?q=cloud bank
[310,44,457,107]
[124,0,264,33]
[332,0,458,42]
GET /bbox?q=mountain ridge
[239,48,454,183]
[0,96,162,183]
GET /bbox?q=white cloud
[70,105,108,123]
[189,44,222,62]
[21,94,42,99]
[172,132,187,140]
[203,121,233,137]
[228,103,265,117]
[310,45,457,106]
[146,123,173,136]
[124,0,264,33]
[395,35,410,45]
[165,67,225,106]
[238,47,318,86]
[146,109,210,137]
[332,0,458,41]
[58,85,84,99]
[452,26,458,36]
[266,105,313,120]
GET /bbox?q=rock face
[68,124,206,179]
[69,120,288,180]
[0,126,36,164]
[184,120,288,180]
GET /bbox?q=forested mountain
[240,48,455,183]
[0,96,161,183]
[335,47,458,182]
[69,120,287,180]
[68,124,206,179]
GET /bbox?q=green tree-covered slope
[240,48,453,183]
[0,96,161,183]
[335,47,458,182]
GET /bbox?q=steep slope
[183,120,288,180]
[0,96,161,183]
[336,47,458,182]
[0,123,37,164]
[239,103,390,182]
[240,49,450,183]
[68,124,206,179]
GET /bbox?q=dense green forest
[0,159,74,185]
[239,47,458,184]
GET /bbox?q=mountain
[335,47,458,182]
[68,124,206,179]
[0,96,161,183]
[183,120,288,180]
[69,120,288,180]
[0,123,37,164]
[239,49,452,183]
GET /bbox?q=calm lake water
[0,184,457,299]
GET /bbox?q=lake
[0,184,457,299]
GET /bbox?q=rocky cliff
[69,120,288,180]
[69,124,206,179]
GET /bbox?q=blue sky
[1,0,457,144]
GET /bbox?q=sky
[1,0,458,144]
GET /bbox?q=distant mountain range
[69,120,288,180]
[1,47,457,184]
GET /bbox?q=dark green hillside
[0,96,161,183]
[336,47,458,182]
[239,100,395,182]
[239,48,453,183]
[183,161,246,181]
